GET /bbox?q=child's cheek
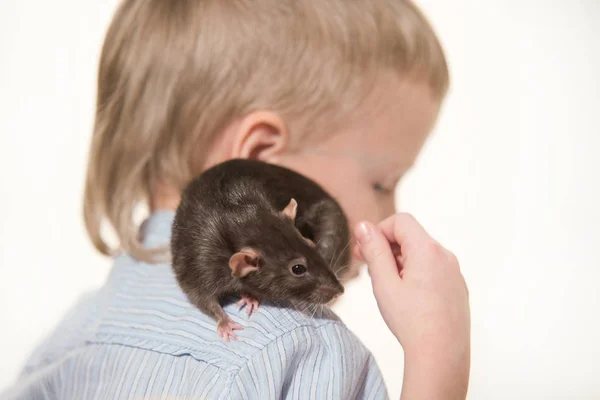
[337,191,381,230]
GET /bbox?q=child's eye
[373,183,390,194]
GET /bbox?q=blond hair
[84,0,450,262]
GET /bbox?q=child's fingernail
[355,222,372,246]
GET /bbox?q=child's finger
[352,244,364,261]
[377,213,432,253]
[354,221,401,284]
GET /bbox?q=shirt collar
[139,210,176,248]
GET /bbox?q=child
[3,0,470,398]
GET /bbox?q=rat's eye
[290,264,307,276]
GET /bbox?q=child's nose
[379,197,396,221]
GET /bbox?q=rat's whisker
[294,299,309,315]
[306,302,314,315]
[331,240,352,276]
[335,241,351,266]
[329,246,340,271]
[306,303,312,317]
[291,300,301,314]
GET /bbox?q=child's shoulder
[90,256,367,370]
[224,300,373,361]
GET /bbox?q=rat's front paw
[237,295,260,317]
[217,318,244,342]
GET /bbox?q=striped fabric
[2,211,389,399]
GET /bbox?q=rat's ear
[281,198,298,221]
[303,236,316,247]
[229,248,260,278]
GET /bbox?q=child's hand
[354,213,470,399]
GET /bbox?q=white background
[1,1,599,398]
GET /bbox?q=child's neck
[150,183,181,212]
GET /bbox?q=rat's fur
[171,159,350,333]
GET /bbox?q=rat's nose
[317,284,344,302]
[331,283,344,300]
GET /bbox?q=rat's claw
[217,319,244,342]
[237,295,260,317]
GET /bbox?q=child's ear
[281,198,298,221]
[229,248,260,278]
[231,111,289,161]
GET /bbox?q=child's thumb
[354,221,400,284]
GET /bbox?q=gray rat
[171,159,350,341]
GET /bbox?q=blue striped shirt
[2,211,388,399]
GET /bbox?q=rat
[170,158,351,341]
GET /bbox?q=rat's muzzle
[314,283,345,303]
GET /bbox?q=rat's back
[170,160,280,297]
[173,159,351,277]
[181,158,337,213]
[171,159,281,257]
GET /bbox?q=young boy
[3,0,469,398]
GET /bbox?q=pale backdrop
[1,1,599,398]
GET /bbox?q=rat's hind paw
[217,318,244,342]
[237,295,260,317]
